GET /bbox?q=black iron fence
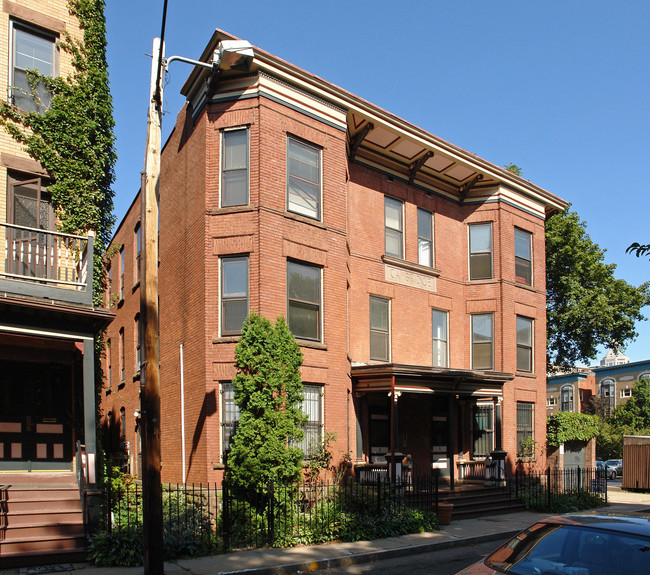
[101,474,440,553]
[98,467,606,556]
[509,466,608,509]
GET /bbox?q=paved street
[310,539,503,574]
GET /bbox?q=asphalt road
[313,538,507,574]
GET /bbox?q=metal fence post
[546,467,551,509]
[268,480,275,547]
[222,479,230,551]
[377,475,381,516]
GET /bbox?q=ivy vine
[0,0,115,305]
[546,412,599,447]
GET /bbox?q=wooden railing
[457,459,488,481]
[0,222,93,304]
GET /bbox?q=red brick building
[103,30,568,485]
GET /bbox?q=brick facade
[104,30,568,484]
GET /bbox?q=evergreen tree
[227,312,306,487]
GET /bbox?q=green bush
[523,489,608,513]
[88,525,143,567]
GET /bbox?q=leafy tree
[546,208,650,370]
[227,312,307,487]
[504,163,522,175]
[546,412,599,447]
[0,0,115,303]
[613,379,650,429]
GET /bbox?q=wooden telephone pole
[141,36,164,575]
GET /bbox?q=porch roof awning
[0,294,114,335]
[351,363,514,397]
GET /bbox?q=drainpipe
[180,343,186,485]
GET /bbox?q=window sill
[210,205,256,215]
[516,371,536,378]
[213,462,226,470]
[117,297,125,309]
[213,336,240,344]
[118,380,125,390]
[132,281,140,293]
[133,371,141,382]
[381,255,441,277]
[296,340,327,351]
[105,387,112,395]
[284,210,326,229]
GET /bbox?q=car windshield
[605,459,619,466]
[485,522,650,575]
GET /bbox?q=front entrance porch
[352,363,514,489]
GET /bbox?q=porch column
[448,395,455,491]
[495,397,502,450]
[82,337,96,485]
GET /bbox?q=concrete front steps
[439,483,525,521]
[0,473,87,568]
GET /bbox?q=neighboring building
[0,1,113,565]
[592,359,650,414]
[104,30,568,485]
[546,371,595,415]
[599,348,630,367]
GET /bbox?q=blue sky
[105,1,650,364]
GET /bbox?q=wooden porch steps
[439,483,525,520]
[0,473,87,568]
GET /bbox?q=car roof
[539,512,650,537]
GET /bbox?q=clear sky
[105,1,650,364]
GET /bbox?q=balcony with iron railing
[0,222,94,306]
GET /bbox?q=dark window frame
[516,315,533,372]
[221,127,250,207]
[471,313,494,370]
[469,222,493,280]
[287,259,322,342]
[220,255,249,336]
[517,402,534,457]
[369,295,390,362]
[515,227,532,285]
[417,207,433,267]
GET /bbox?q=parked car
[605,458,623,476]
[455,512,650,575]
[596,459,616,479]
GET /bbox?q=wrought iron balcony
[0,222,94,306]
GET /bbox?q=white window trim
[471,313,494,371]
[219,126,250,208]
[369,295,391,362]
[287,260,323,342]
[514,227,533,286]
[432,308,448,368]
[384,195,404,259]
[417,207,434,267]
[10,20,58,109]
[286,136,322,221]
[468,222,493,281]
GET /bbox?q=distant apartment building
[103,30,568,485]
[546,371,596,415]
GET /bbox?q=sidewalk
[6,486,650,575]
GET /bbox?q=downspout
[180,343,186,485]
[390,375,396,480]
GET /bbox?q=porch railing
[0,222,93,304]
[457,459,487,481]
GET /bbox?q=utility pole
[141,36,164,575]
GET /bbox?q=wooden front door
[0,360,73,471]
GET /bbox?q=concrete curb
[211,530,523,575]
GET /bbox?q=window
[106,339,112,389]
[221,128,249,207]
[287,137,321,219]
[547,396,557,407]
[294,384,323,459]
[384,196,403,258]
[560,385,573,412]
[515,228,532,285]
[221,256,249,336]
[134,222,141,284]
[11,22,56,112]
[469,223,492,280]
[621,388,632,398]
[640,373,650,381]
[516,316,533,372]
[8,174,53,230]
[369,296,390,361]
[600,379,615,411]
[287,260,321,341]
[120,407,126,440]
[472,404,494,458]
[417,208,433,267]
[221,382,240,457]
[119,327,125,382]
[119,247,125,300]
[517,402,534,457]
[471,314,493,370]
[432,309,448,367]
[134,314,141,372]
